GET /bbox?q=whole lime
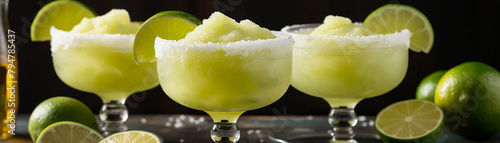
[416,70,447,102]
[435,61,500,140]
[28,96,99,142]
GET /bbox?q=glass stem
[99,100,128,136]
[211,120,240,143]
[328,106,357,142]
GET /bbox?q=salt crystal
[358,115,366,121]
[155,32,293,59]
[50,27,133,53]
[174,121,183,128]
[165,122,171,127]
[306,115,314,120]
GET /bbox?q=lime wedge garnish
[31,0,96,41]
[375,99,443,143]
[133,11,201,63]
[36,121,103,143]
[364,4,434,53]
[99,130,161,143]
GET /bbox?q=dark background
[8,0,500,116]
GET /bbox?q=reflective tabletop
[6,114,500,143]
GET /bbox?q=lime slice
[36,121,103,143]
[375,99,443,143]
[133,11,201,63]
[31,0,96,42]
[99,130,161,143]
[364,4,434,53]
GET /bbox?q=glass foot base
[101,122,128,136]
[211,121,240,143]
[99,100,128,136]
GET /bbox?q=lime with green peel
[99,130,161,143]
[31,0,96,41]
[133,11,201,63]
[28,96,99,142]
[364,4,434,53]
[435,61,500,140]
[375,99,443,143]
[36,121,103,143]
[416,70,447,102]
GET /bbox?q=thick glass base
[329,107,357,142]
[211,120,240,143]
[331,139,358,143]
[101,122,128,136]
[99,100,128,136]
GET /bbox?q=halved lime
[99,130,161,143]
[36,121,103,143]
[133,11,201,63]
[375,99,443,143]
[364,4,434,53]
[31,0,96,41]
[28,96,99,142]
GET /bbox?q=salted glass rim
[154,31,294,59]
[50,26,134,53]
[281,23,412,50]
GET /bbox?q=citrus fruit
[375,99,443,143]
[31,0,96,41]
[363,4,434,53]
[435,61,500,140]
[36,121,103,143]
[99,130,161,143]
[133,11,201,63]
[416,70,447,102]
[28,96,99,142]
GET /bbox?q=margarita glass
[155,29,293,143]
[50,26,159,135]
[281,23,411,142]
